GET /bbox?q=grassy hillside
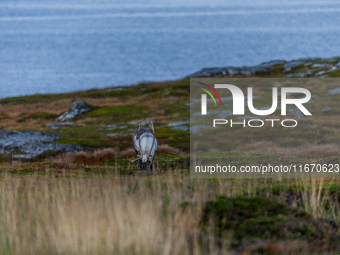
[0,59,340,254]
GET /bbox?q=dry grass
[236,141,340,159]
[0,175,337,254]
[74,148,115,165]
[0,176,206,255]
[120,148,136,158]
[282,144,339,159]
[236,141,274,152]
[47,152,76,164]
[157,145,184,155]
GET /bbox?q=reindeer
[129,119,157,171]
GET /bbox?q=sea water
[0,0,340,98]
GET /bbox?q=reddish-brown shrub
[157,145,183,155]
[74,151,89,165]
[120,148,136,158]
[75,148,115,165]
[93,148,116,163]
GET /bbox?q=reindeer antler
[138,119,144,159]
[147,119,156,163]
[128,158,140,163]
[129,119,144,163]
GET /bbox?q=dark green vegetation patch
[201,196,340,248]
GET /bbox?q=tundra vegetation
[0,58,340,254]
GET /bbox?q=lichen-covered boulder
[56,99,92,122]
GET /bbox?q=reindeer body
[133,127,157,171]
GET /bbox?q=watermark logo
[198,83,312,128]
[196,82,223,114]
[199,83,312,116]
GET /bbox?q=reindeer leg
[138,159,141,171]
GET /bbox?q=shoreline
[1,56,340,101]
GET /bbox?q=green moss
[156,126,190,151]
[54,121,190,151]
[329,70,340,77]
[234,216,327,242]
[17,112,58,123]
[278,137,305,147]
[257,183,301,196]
[153,154,190,171]
[0,113,8,120]
[55,125,117,148]
[0,93,74,104]
[201,196,307,230]
[79,80,190,100]
[201,196,338,247]
[164,100,189,119]
[82,105,147,122]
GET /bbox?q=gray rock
[105,133,127,137]
[296,57,319,62]
[260,59,285,67]
[128,121,149,126]
[283,61,302,72]
[188,63,273,78]
[167,121,190,127]
[46,122,74,129]
[56,99,92,122]
[315,71,326,76]
[173,126,189,131]
[190,125,209,134]
[97,124,128,131]
[312,64,332,68]
[326,57,340,62]
[329,61,340,71]
[187,57,339,79]
[166,122,190,131]
[315,75,328,79]
[321,108,332,114]
[286,70,314,77]
[288,109,305,118]
[107,87,123,91]
[0,129,83,158]
[328,87,340,95]
[110,124,127,129]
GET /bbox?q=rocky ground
[189,56,340,78]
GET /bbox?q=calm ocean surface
[0,0,340,98]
